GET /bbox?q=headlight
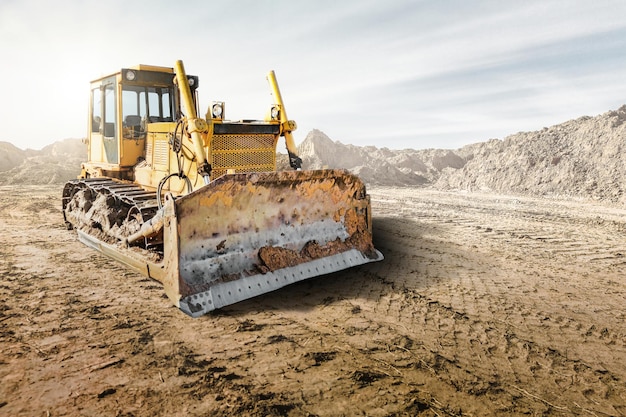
[125,70,136,81]
[211,102,224,119]
[188,77,195,87]
[270,105,280,120]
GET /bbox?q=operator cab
[86,65,198,173]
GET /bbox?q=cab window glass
[160,88,172,120]
[147,88,160,122]
[123,85,174,123]
[91,87,102,133]
[122,89,140,118]
[103,84,116,138]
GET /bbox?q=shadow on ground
[216,215,457,317]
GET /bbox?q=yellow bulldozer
[62,60,382,317]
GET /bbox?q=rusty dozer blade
[156,169,382,317]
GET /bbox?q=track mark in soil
[304,351,336,366]
[351,370,387,387]
[235,319,266,332]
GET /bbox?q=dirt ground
[1,185,625,416]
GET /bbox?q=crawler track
[62,178,162,249]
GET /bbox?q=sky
[2,0,626,151]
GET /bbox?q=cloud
[2,0,626,150]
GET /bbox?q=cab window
[103,84,116,138]
[91,87,102,133]
[122,85,174,127]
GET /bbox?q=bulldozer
[62,60,382,317]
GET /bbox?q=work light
[211,102,224,119]
[270,105,280,120]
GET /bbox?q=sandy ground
[1,185,625,416]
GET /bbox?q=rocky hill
[291,129,465,186]
[0,142,38,172]
[0,139,85,185]
[3,105,625,203]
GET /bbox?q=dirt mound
[0,139,85,185]
[437,105,626,203]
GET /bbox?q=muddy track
[1,185,625,416]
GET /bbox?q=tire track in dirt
[223,184,625,415]
[365,188,626,416]
[375,190,625,270]
[2,185,626,416]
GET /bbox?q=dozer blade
[158,169,383,317]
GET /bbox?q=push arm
[175,60,211,184]
[267,71,302,170]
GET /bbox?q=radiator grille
[153,139,169,167]
[211,134,276,179]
